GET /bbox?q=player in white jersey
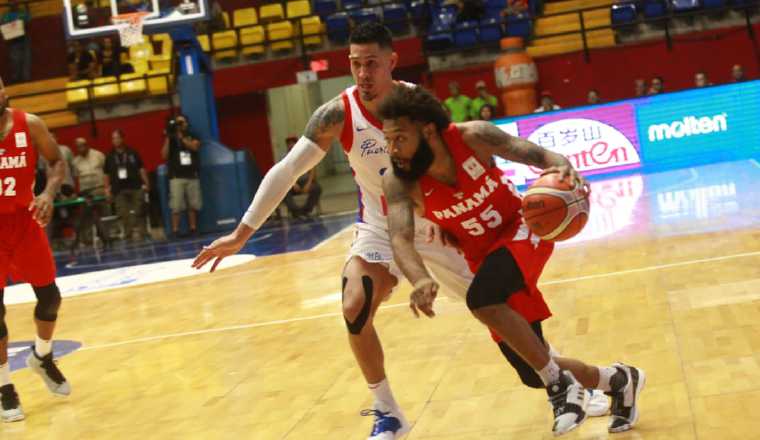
[192,23,608,439]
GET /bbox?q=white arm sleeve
[241,137,326,229]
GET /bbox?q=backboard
[63,0,210,40]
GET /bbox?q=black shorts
[498,320,546,389]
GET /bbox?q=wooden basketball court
[2,162,759,439]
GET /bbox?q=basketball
[521,172,590,241]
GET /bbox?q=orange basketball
[521,172,590,241]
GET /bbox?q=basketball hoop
[112,11,150,47]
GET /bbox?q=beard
[391,137,434,182]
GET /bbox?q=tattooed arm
[459,120,585,186]
[304,97,346,151]
[383,173,439,318]
[192,98,344,272]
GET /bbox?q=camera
[166,118,179,135]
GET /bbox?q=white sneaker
[0,384,25,423]
[361,401,411,439]
[547,370,589,436]
[586,389,610,417]
[25,348,71,396]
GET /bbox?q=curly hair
[377,85,450,132]
[349,22,393,49]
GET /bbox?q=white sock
[35,336,52,357]
[368,378,399,409]
[596,366,618,392]
[537,359,562,385]
[0,363,10,386]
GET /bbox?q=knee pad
[32,283,61,322]
[466,248,525,311]
[343,276,373,335]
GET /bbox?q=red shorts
[470,227,554,343]
[0,209,57,289]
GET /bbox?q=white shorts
[347,220,473,300]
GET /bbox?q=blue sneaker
[361,402,410,439]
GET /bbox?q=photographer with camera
[161,114,202,237]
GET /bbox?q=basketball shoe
[547,370,588,436]
[26,347,71,396]
[606,363,646,433]
[0,384,24,422]
[587,389,610,417]
[361,400,411,439]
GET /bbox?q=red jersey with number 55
[419,124,525,272]
[0,109,36,215]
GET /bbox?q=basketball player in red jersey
[379,86,645,436]
[0,76,72,422]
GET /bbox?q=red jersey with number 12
[419,124,525,272]
[0,109,36,214]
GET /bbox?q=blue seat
[350,7,378,24]
[479,16,502,42]
[383,3,409,34]
[313,0,338,17]
[671,0,700,11]
[343,0,363,10]
[454,20,479,46]
[702,0,725,8]
[432,11,456,27]
[484,0,505,16]
[432,3,459,15]
[426,23,453,50]
[643,0,667,17]
[505,14,531,37]
[611,3,637,24]
[326,12,350,42]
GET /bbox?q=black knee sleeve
[497,321,546,388]
[0,289,6,339]
[32,283,61,322]
[343,276,373,335]
[466,247,526,311]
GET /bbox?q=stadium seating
[287,0,312,19]
[671,0,701,11]
[505,14,532,38]
[148,33,172,71]
[409,0,431,25]
[240,24,266,57]
[119,73,147,95]
[326,12,351,42]
[300,16,324,46]
[313,0,338,17]
[92,76,119,100]
[350,8,379,25]
[147,68,171,95]
[267,20,295,51]
[212,29,238,61]
[702,0,726,8]
[342,0,363,10]
[454,20,479,47]
[611,3,638,25]
[233,7,259,28]
[643,0,668,18]
[65,80,91,105]
[383,3,409,35]
[426,23,454,50]
[479,17,502,42]
[260,3,286,23]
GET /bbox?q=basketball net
[112,12,149,47]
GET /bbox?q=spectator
[470,80,498,120]
[1,0,32,83]
[648,76,664,95]
[72,137,108,247]
[534,90,560,113]
[283,136,322,219]
[444,81,472,122]
[50,133,77,195]
[73,137,106,196]
[99,37,127,77]
[694,71,711,88]
[477,103,495,121]
[67,40,98,80]
[161,114,202,237]
[587,89,600,105]
[104,129,150,241]
[634,78,647,97]
[732,64,745,82]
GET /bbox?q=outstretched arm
[192,97,344,272]
[460,121,585,186]
[383,173,438,318]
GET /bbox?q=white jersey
[339,84,394,229]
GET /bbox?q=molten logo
[647,113,728,142]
